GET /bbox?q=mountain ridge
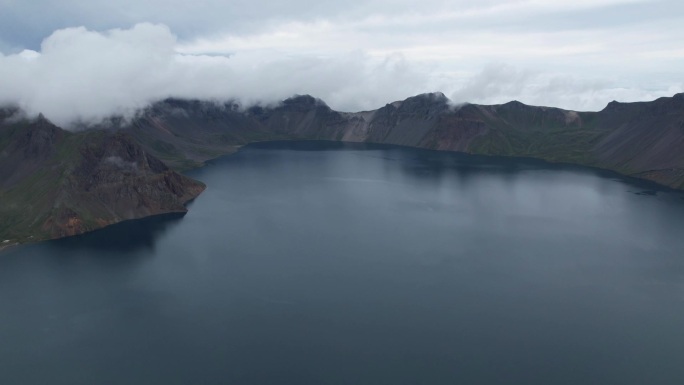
[122,92,684,188]
[2,92,684,245]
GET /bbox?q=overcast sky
[1,0,683,126]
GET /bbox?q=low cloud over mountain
[1,0,683,127]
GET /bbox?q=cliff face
[0,117,205,243]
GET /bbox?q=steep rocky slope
[590,94,684,187]
[0,114,205,244]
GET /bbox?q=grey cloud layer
[3,0,681,51]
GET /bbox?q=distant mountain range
[2,92,684,244]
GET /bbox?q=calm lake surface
[2,141,684,385]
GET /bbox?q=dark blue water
[2,141,684,385]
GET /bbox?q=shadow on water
[383,144,684,197]
[49,212,186,254]
[246,140,370,152]
[244,140,584,179]
[196,140,684,204]
[393,151,529,186]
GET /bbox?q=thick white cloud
[0,23,432,126]
[1,24,178,125]
[1,0,683,127]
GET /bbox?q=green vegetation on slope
[0,119,205,244]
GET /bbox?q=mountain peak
[283,94,328,107]
[602,100,623,111]
[409,92,448,102]
[501,100,528,109]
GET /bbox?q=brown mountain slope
[590,94,684,187]
[0,115,205,244]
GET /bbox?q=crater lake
[2,141,684,385]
